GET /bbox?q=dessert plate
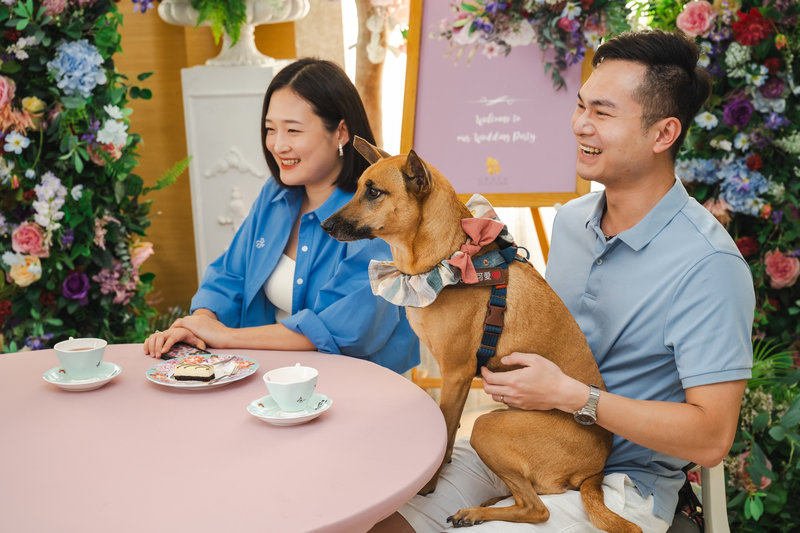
[247,393,332,426]
[43,361,122,392]
[146,354,258,390]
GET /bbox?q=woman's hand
[143,327,207,358]
[171,314,232,349]
[480,352,587,413]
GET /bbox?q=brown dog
[322,137,641,532]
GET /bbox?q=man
[372,30,755,532]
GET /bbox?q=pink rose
[764,249,800,289]
[703,197,732,227]
[129,239,154,269]
[676,1,716,38]
[11,222,49,258]
[0,75,16,109]
[42,0,67,16]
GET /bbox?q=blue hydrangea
[675,158,720,185]
[719,158,769,215]
[46,40,107,98]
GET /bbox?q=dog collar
[368,195,515,308]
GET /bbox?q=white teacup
[263,363,318,412]
[54,337,107,379]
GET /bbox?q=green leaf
[768,425,786,441]
[137,72,154,81]
[752,411,770,433]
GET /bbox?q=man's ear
[402,150,432,196]
[353,135,391,164]
[652,117,682,155]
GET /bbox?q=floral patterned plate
[146,354,258,390]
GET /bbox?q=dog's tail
[579,473,643,533]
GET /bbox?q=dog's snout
[321,215,336,234]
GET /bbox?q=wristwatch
[573,385,601,425]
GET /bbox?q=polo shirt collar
[585,178,689,252]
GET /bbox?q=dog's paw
[446,512,483,528]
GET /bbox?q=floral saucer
[146,354,258,390]
[247,393,332,426]
[43,361,122,392]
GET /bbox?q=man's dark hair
[260,58,376,192]
[593,30,712,159]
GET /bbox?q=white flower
[71,184,84,200]
[734,132,750,151]
[97,119,128,147]
[2,251,24,268]
[711,139,732,151]
[4,131,30,154]
[562,2,581,20]
[24,169,35,179]
[768,181,785,202]
[366,32,386,64]
[746,65,768,87]
[452,25,481,46]
[366,13,384,33]
[0,157,14,182]
[502,20,536,47]
[752,90,786,114]
[585,32,603,50]
[27,261,42,276]
[104,104,123,120]
[482,42,501,59]
[725,42,751,69]
[695,111,718,130]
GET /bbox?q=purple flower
[473,19,494,33]
[722,98,755,128]
[771,210,784,224]
[62,271,90,305]
[25,333,54,351]
[760,77,786,99]
[765,112,790,130]
[61,228,74,249]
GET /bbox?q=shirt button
[296,278,304,285]
[301,245,308,252]
[307,214,314,220]
[596,259,603,265]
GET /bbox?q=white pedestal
[180,64,287,282]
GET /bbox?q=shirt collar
[585,178,689,251]
[268,184,353,222]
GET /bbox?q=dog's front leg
[419,364,474,495]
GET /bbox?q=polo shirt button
[307,214,314,220]
[596,258,603,265]
[296,278,304,285]
[301,245,308,252]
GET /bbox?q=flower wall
[0,0,182,351]
[439,0,800,529]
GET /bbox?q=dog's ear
[402,150,432,196]
[353,136,390,165]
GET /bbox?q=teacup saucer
[247,392,332,426]
[43,361,122,392]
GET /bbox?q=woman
[143,58,419,374]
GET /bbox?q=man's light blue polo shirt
[546,178,754,523]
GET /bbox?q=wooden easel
[401,0,594,390]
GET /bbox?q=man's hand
[480,352,588,413]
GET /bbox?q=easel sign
[401,0,591,218]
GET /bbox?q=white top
[264,253,295,322]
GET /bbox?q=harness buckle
[485,304,505,327]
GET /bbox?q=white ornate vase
[158,0,310,67]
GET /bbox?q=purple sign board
[402,1,588,205]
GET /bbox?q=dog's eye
[366,187,383,199]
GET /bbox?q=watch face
[575,412,595,425]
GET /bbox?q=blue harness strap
[468,242,529,376]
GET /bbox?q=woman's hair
[593,30,712,159]
[260,58,376,192]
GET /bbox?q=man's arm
[481,353,745,468]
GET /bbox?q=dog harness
[366,194,529,375]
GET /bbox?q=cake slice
[173,361,215,381]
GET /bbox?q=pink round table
[0,345,446,533]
